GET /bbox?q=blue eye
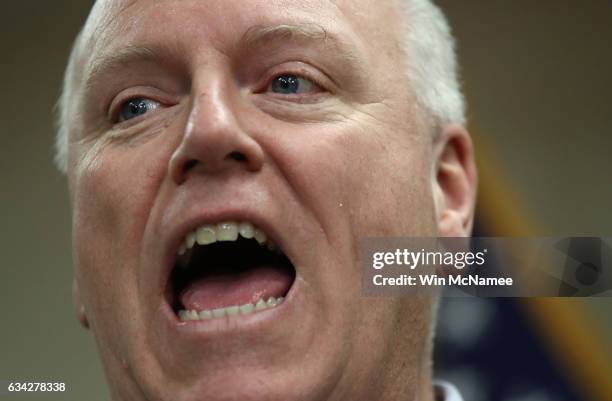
[118,97,160,121]
[269,74,317,95]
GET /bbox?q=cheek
[348,130,436,236]
[282,122,435,240]
[270,121,435,310]
[70,135,172,325]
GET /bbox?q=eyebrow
[241,23,360,62]
[243,23,328,46]
[84,45,159,92]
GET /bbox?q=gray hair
[54,30,83,174]
[53,0,465,173]
[398,0,466,130]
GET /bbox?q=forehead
[81,0,403,65]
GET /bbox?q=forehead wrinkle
[84,21,364,93]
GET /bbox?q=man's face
[67,0,465,400]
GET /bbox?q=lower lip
[161,275,300,337]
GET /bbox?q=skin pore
[65,0,476,400]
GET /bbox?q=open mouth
[167,221,296,321]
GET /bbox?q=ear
[431,124,478,236]
[73,278,89,329]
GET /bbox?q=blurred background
[1,1,610,400]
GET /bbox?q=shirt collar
[434,381,464,401]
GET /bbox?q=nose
[169,80,264,185]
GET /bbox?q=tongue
[180,264,292,311]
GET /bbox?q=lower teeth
[178,296,284,321]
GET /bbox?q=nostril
[174,150,255,184]
[184,159,198,172]
[180,152,246,178]
[227,151,247,162]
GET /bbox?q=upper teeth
[178,221,275,255]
